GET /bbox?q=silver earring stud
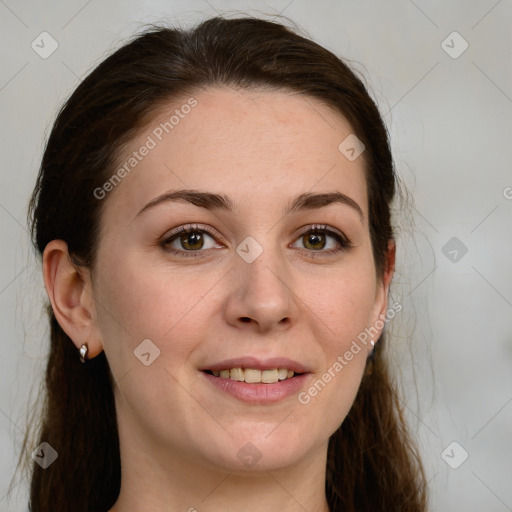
[79,343,88,363]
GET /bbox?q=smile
[203,368,299,383]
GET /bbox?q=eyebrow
[134,189,364,221]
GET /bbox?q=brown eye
[291,225,352,258]
[178,231,205,251]
[161,225,221,258]
[302,232,326,250]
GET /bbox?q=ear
[42,240,103,359]
[368,239,396,351]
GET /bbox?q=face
[88,87,392,474]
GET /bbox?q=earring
[79,343,88,364]
[368,339,375,360]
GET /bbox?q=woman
[17,14,428,512]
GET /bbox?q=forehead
[101,87,368,223]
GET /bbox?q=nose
[223,246,299,333]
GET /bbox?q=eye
[290,224,352,257]
[160,224,222,258]
[160,223,352,259]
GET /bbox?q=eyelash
[160,223,352,259]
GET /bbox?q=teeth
[278,368,288,380]
[244,369,261,383]
[262,369,279,383]
[229,368,244,381]
[210,367,296,383]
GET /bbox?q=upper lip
[200,357,310,374]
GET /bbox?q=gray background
[1,1,511,511]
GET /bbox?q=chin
[201,431,314,474]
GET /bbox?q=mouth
[202,367,303,384]
[199,357,311,404]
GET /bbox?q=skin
[43,87,395,512]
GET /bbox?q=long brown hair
[13,14,428,511]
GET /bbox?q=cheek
[298,256,376,416]
[307,260,377,349]
[94,254,222,362]
[298,278,373,438]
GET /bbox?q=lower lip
[201,371,310,404]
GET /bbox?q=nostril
[240,317,251,323]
